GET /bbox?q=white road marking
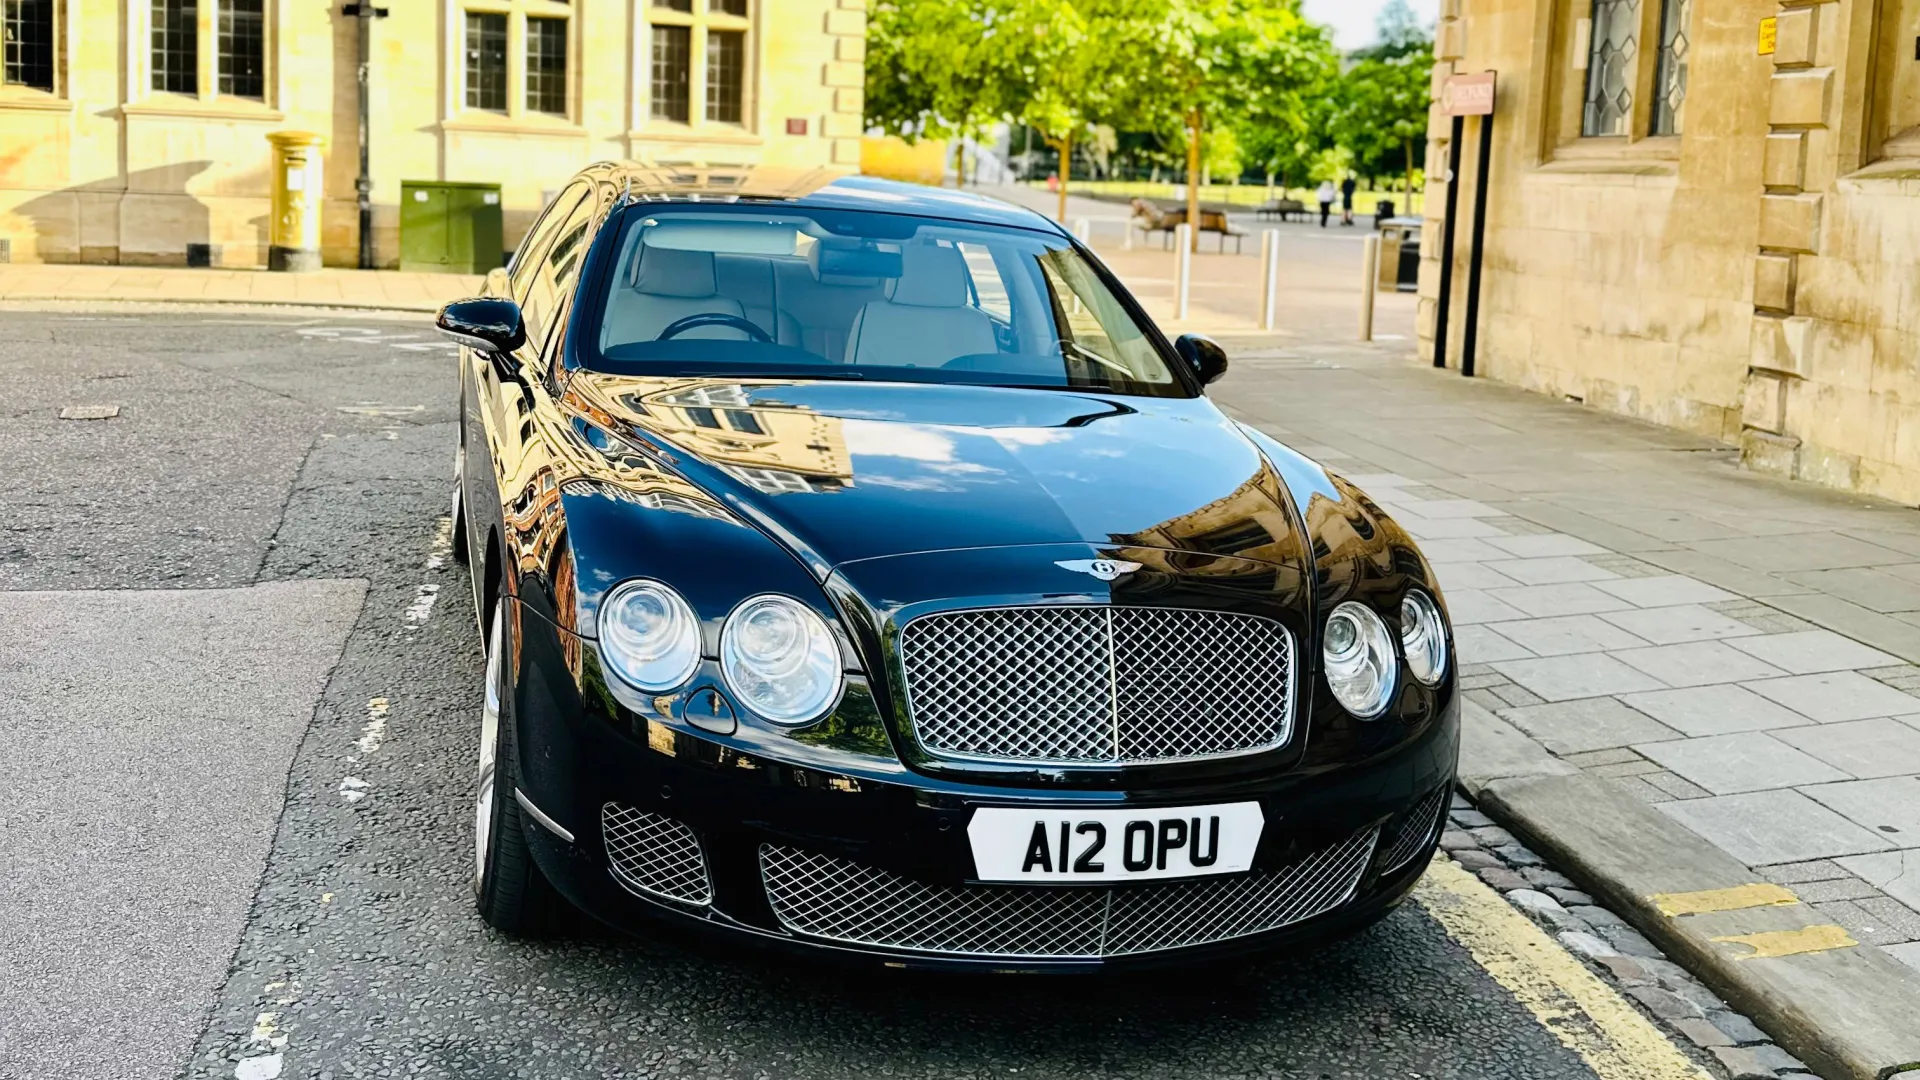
[403,583,440,628]
[426,516,454,570]
[337,403,426,418]
[355,698,390,755]
[339,776,370,803]
[234,1053,283,1080]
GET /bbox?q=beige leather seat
[603,246,749,344]
[844,244,997,367]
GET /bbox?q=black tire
[475,602,572,936]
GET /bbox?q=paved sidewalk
[1220,340,1920,971]
[0,263,483,312]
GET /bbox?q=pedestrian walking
[1341,175,1358,226]
[1317,179,1336,228]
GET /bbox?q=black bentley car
[439,164,1458,970]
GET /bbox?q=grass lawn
[1027,179,1427,217]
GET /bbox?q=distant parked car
[438,163,1459,970]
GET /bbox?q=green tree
[1117,0,1336,248]
[1329,44,1432,199]
[863,0,1028,183]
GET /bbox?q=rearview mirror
[436,296,525,353]
[1175,333,1229,386]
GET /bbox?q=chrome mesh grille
[759,830,1376,959]
[1377,787,1449,874]
[900,606,1294,766]
[602,803,712,905]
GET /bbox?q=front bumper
[510,658,1459,971]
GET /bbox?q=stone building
[0,0,866,267]
[1421,0,1920,502]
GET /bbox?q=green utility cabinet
[399,180,505,273]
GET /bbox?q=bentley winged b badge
[1055,558,1143,582]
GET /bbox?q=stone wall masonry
[1423,0,1920,508]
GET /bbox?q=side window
[520,195,597,358]
[508,184,587,305]
[957,242,1012,322]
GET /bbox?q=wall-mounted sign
[786,118,809,135]
[1442,72,1497,117]
[1759,16,1777,55]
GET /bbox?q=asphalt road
[0,311,1705,1080]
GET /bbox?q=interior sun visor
[640,219,800,257]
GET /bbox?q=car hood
[565,373,1311,578]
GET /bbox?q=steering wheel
[654,312,772,343]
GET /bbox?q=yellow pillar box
[266,131,327,272]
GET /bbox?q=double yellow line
[1415,858,1714,1080]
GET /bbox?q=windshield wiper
[1058,339,1128,376]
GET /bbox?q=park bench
[1128,199,1250,253]
[1257,198,1307,222]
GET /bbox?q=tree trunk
[1056,129,1072,223]
[1185,109,1202,253]
[953,138,966,189]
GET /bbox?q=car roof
[577,162,1066,234]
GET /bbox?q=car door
[463,182,590,597]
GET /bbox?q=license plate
[967,803,1265,883]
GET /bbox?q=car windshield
[584,206,1189,397]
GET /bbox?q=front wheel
[474,602,571,935]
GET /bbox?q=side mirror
[436,296,525,353]
[1175,333,1229,386]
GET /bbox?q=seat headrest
[632,245,718,298]
[885,244,969,308]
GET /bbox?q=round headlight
[598,579,702,692]
[1401,590,1449,687]
[720,595,843,725]
[1324,601,1397,719]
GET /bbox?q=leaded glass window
[1652,0,1691,135]
[151,0,198,94]
[650,24,690,121]
[219,0,265,99]
[465,11,507,111]
[705,29,743,123]
[2,0,54,90]
[1582,0,1639,136]
[525,16,567,115]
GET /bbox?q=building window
[3,0,54,91]
[1581,0,1638,136]
[705,29,742,123]
[218,0,264,99]
[465,12,507,111]
[526,15,567,115]
[1650,0,1690,135]
[151,0,198,94]
[650,24,690,121]
[644,0,748,128]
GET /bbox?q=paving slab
[1446,588,1531,624]
[1483,534,1611,559]
[1836,850,1920,911]
[1482,614,1651,656]
[1634,734,1851,795]
[1435,562,1524,590]
[1484,556,1623,585]
[1499,697,1681,755]
[1779,567,1920,614]
[1596,604,1765,645]
[1774,719,1920,780]
[1483,582,1636,617]
[1620,684,1829,738]
[1800,777,1920,848]
[1453,623,1537,663]
[1743,672,1920,723]
[1593,575,1743,608]
[1493,653,1669,701]
[1610,641,1788,688]
[1727,630,1903,675]
[1659,791,1895,864]
[1685,534,1913,574]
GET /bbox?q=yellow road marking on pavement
[1652,884,1799,917]
[1416,859,1712,1080]
[1712,924,1858,960]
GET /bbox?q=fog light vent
[602,803,712,906]
[1377,787,1449,875]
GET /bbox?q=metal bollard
[1073,217,1091,245]
[1359,234,1380,342]
[1122,219,1135,251]
[1259,229,1280,331]
[1174,224,1192,321]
